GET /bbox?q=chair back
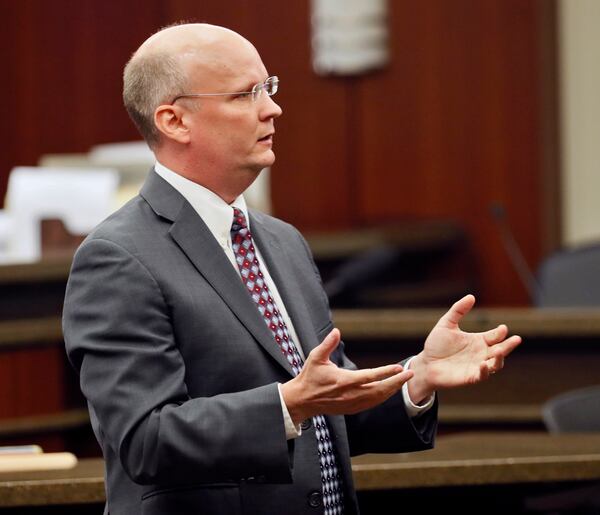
[542,385,600,433]
[536,243,600,307]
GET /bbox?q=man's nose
[259,93,283,120]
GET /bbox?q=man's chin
[254,151,276,170]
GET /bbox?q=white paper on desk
[0,452,77,473]
[3,166,119,263]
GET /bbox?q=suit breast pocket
[317,322,335,342]
[141,483,241,515]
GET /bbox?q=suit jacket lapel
[250,215,321,358]
[140,172,295,376]
[251,218,353,484]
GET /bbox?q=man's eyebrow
[237,82,255,92]
[233,77,268,92]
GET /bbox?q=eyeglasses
[171,76,279,104]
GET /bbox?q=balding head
[123,23,258,148]
[138,23,255,61]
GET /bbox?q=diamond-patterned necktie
[231,208,344,515]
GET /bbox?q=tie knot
[231,208,248,233]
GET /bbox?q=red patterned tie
[231,208,344,515]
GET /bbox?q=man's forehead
[137,23,265,83]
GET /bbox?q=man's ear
[154,104,191,144]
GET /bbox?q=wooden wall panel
[356,0,550,304]
[0,347,64,418]
[0,0,163,200]
[0,0,557,307]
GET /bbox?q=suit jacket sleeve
[63,237,293,486]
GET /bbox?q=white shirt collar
[153,161,250,244]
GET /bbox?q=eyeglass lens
[252,77,279,102]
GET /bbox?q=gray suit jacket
[63,171,437,515]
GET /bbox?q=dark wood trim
[0,318,63,350]
[537,0,562,255]
[333,307,600,339]
[0,409,89,438]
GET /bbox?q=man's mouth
[258,133,273,142]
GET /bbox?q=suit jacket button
[308,491,322,508]
[301,419,312,431]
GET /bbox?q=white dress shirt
[154,162,434,439]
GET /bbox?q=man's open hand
[407,294,522,403]
[280,329,413,426]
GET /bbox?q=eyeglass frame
[171,76,279,104]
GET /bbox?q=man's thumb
[310,328,341,362]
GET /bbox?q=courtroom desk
[0,433,599,513]
[0,458,104,509]
[306,222,464,260]
[334,308,600,430]
[354,432,600,514]
[352,432,600,489]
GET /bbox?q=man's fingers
[356,369,414,403]
[483,324,508,345]
[309,328,341,362]
[377,369,414,390]
[485,335,522,376]
[488,335,522,358]
[438,294,476,329]
[344,363,405,386]
[484,355,504,374]
[479,360,491,380]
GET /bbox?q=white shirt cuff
[402,357,436,417]
[278,383,302,440]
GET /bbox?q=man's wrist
[279,378,307,427]
[406,353,435,405]
[402,379,436,417]
[277,383,302,439]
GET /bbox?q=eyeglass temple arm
[172,78,277,103]
[173,91,253,101]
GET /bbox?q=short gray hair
[123,51,187,148]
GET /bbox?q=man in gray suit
[63,23,521,515]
